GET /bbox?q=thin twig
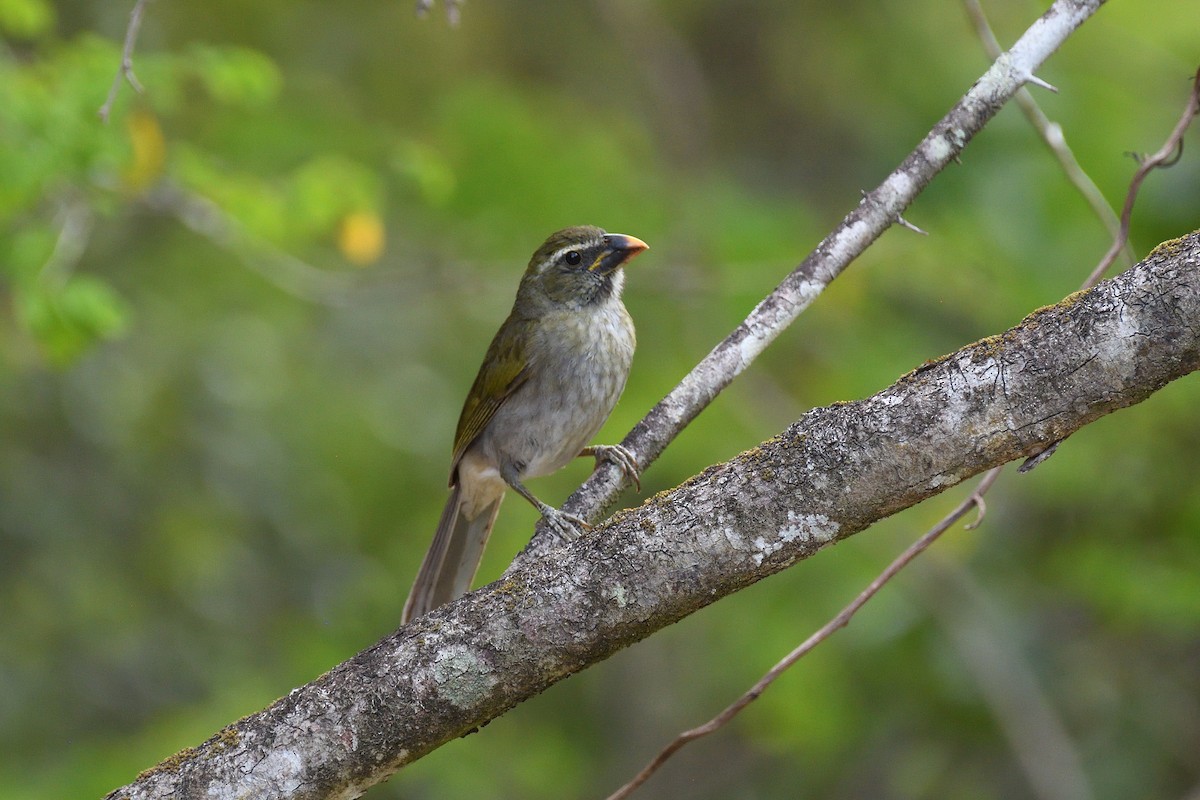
[98,0,152,123]
[604,469,1003,800]
[962,0,1134,270]
[1082,67,1200,288]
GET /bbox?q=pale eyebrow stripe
[546,239,602,266]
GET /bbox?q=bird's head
[517,225,649,311]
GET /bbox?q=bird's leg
[580,444,641,491]
[500,464,589,543]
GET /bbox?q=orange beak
[592,233,649,272]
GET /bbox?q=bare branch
[98,0,152,123]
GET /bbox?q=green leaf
[15,277,131,364]
[289,155,380,232]
[4,225,57,281]
[391,140,456,207]
[0,0,55,39]
[187,44,282,108]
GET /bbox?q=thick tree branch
[107,231,1200,799]
[527,0,1109,558]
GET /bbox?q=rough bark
[107,233,1200,800]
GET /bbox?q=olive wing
[449,320,530,482]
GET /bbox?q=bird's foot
[539,506,590,544]
[582,444,642,491]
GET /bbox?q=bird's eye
[564,250,582,266]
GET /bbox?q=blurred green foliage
[2,1,1198,799]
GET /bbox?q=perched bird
[402,226,648,622]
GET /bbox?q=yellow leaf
[123,109,166,191]
[337,211,385,266]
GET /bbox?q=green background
[2,1,1198,798]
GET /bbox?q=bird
[402,225,648,623]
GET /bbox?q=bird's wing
[449,319,531,481]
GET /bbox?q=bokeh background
[2,1,1198,798]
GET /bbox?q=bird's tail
[402,484,502,623]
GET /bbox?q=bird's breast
[482,299,635,479]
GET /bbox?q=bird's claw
[586,444,642,491]
[540,507,590,543]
